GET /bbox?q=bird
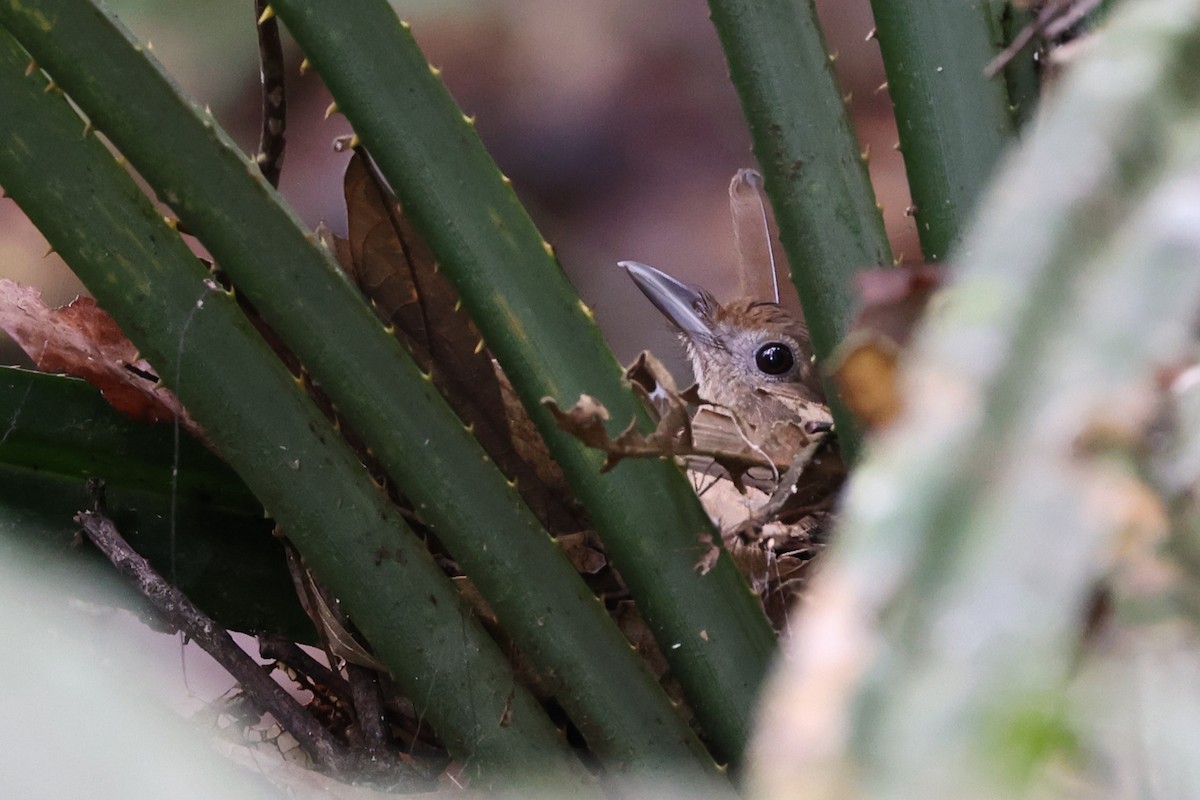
[619,260,830,438]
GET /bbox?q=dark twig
[346,664,391,754]
[254,0,287,187]
[257,633,353,700]
[76,481,354,776]
[984,0,1102,78]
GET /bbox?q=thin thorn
[299,57,311,75]
[24,59,36,77]
[865,27,877,42]
[257,4,275,24]
[324,100,339,119]
[874,81,889,94]
[904,205,917,217]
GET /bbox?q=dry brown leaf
[0,279,201,433]
[831,333,902,429]
[283,544,386,672]
[555,531,607,575]
[547,350,830,498]
[829,265,941,431]
[339,150,582,533]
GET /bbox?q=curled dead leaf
[0,279,203,437]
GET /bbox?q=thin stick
[76,481,352,776]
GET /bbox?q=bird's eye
[755,342,794,375]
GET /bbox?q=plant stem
[0,0,737,778]
[0,25,592,787]
[867,0,1015,262]
[272,0,778,764]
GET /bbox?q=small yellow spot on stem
[892,141,901,151]
[462,113,476,125]
[257,4,276,24]
[146,40,155,52]
[42,80,57,94]
[299,57,311,75]
[865,26,877,42]
[400,19,412,30]
[324,100,339,119]
[893,252,905,266]
[24,60,36,77]
[859,144,871,162]
[347,134,361,149]
[473,338,486,355]
[577,299,594,320]
[429,63,442,77]
[874,81,889,94]
[541,241,554,257]
[164,216,179,230]
[828,51,838,62]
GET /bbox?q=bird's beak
[619,261,713,340]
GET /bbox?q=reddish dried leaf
[0,279,197,429]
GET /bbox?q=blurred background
[0,0,917,377]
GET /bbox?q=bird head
[620,260,825,430]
